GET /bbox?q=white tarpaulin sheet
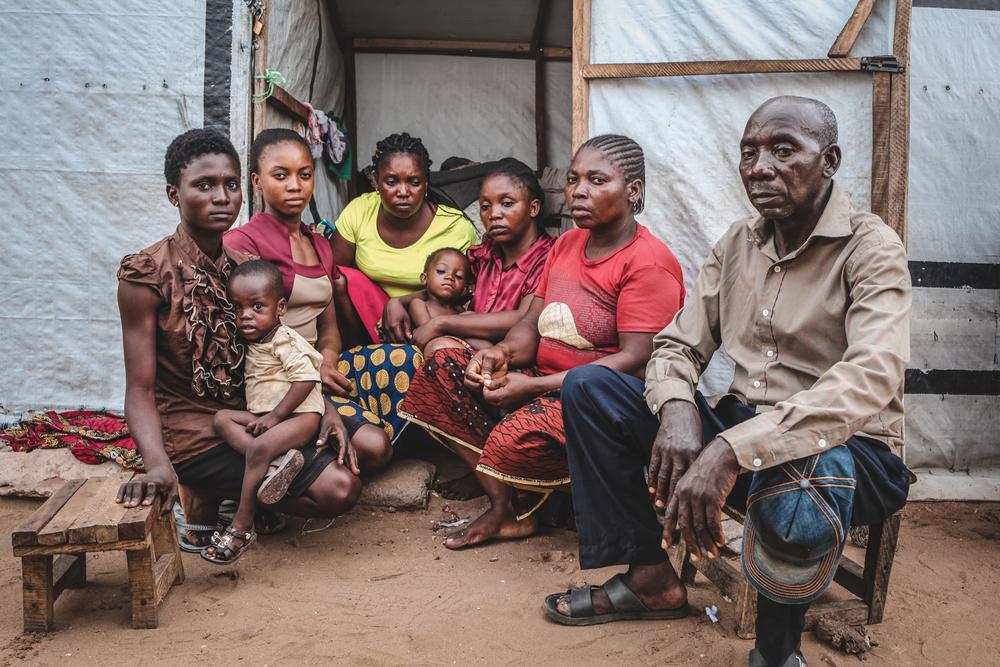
[588,0,999,496]
[1,2,250,417]
[356,54,572,170]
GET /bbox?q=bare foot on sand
[434,472,485,500]
[443,507,538,549]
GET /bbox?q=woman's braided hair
[578,134,646,214]
[371,132,433,176]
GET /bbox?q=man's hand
[464,346,509,392]
[320,360,353,397]
[381,297,413,343]
[116,465,179,513]
[246,412,281,436]
[482,372,537,409]
[648,400,705,509]
[662,437,741,561]
[317,402,360,475]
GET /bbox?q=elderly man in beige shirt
[542,97,912,667]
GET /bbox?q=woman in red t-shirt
[400,135,686,549]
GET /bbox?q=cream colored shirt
[644,183,911,471]
[283,274,333,345]
[245,325,326,416]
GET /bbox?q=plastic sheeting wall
[903,5,1000,482]
[1,2,251,416]
[355,54,573,170]
[588,0,1000,497]
[260,0,349,221]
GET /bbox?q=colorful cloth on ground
[118,225,249,463]
[328,344,424,442]
[467,232,555,313]
[399,347,569,487]
[1,410,142,469]
[334,191,479,297]
[533,224,685,375]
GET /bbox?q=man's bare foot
[433,472,485,500]
[554,563,687,616]
[443,506,538,549]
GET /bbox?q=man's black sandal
[543,573,689,626]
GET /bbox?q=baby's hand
[245,413,281,436]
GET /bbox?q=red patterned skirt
[399,347,570,489]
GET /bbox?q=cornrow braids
[579,134,647,214]
[371,132,433,177]
[484,159,545,207]
[164,128,240,187]
[249,128,312,174]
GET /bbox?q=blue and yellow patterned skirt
[327,344,424,443]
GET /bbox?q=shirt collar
[173,224,236,272]
[748,182,853,258]
[471,232,555,273]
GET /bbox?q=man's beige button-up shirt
[644,183,911,471]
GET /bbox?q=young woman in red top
[400,135,686,549]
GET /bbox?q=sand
[0,496,998,666]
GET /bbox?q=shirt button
[766,350,775,358]
[753,380,761,388]
[818,439,827,448]
[774,266,782,273]
[752,458,762,467]
[762,308,769,317]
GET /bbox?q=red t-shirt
[533,224,685,375]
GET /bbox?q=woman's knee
[305,463,363,516]
[562,365,617,406]
[353,425,392,472]
[423,336,464,357]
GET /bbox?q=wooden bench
[669,508,902,639]
[11,477,185,631]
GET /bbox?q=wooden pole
[870,72,892,222]
[330,1,358,199]
[571,0,591,151]
[829,0,877,58]
[582,57,864,80]
[886,0,912,244]
[250,1,268,216]
[532,0,552,170]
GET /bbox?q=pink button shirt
[467,233,555,314]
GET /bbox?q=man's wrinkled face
[739,100,838,222]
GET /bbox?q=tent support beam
[581,57,864,80]
[571,0,591,151]
[330,1,359,198]
[352,38,570,61]
[886,0,911,243]
[250,0,269,215]
[829,0,877,58]
[533,0,552,169]
[267,85,310,125]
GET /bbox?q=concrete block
[358,459,435,511]
[0,449,127,498]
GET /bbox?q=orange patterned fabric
[399,347,570,488]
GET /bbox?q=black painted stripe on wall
[914,0,1000,10]
[905,369,1000,395]
[203,0,233,134]
[909,261,1000,290]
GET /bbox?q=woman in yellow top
[330,132,478,299]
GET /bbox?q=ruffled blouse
[118,225,249,462]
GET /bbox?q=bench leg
[126,545,158,629]
[152,506,185,585]
[865,513,901,624]
[21,555,54,633]
[60,554,87,589]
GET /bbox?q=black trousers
[562,365,908,667]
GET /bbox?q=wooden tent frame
[251,0,567,203]
[571,0,912,242]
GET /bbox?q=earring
[173,201,179,208]
[630,199,640,214]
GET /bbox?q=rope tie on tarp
[253,68,286,103]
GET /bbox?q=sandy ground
[0,493,998,666]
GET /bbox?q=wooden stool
[11,477,185,631]
[669,508,901,639]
